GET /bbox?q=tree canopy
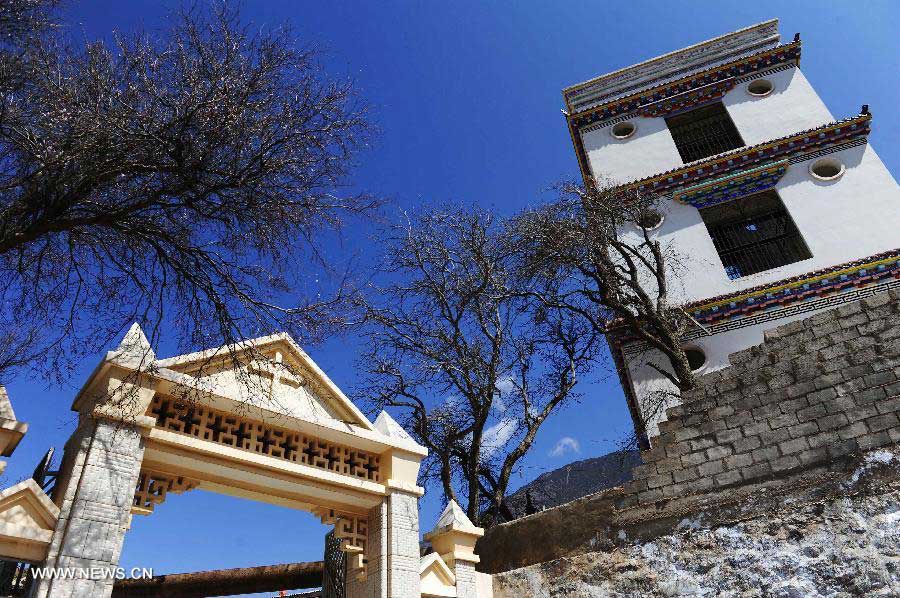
[0,1,373,380]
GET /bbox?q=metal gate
[322,530,346,598]
[0,560,31,596]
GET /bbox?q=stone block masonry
[626,289,900,505]
[31,418,146,598]
[477,288,900,574]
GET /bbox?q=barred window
[700,191,812,280]
[666,102,744,163]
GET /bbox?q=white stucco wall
[580,66,837,185]
[588,66,900,442]
[581,115,683,185]
[617,142,900,306]
[723,68,833,146]
[622,141,900,440]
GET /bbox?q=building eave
[565,38,803,186]
[568,39,799,126]
[625,111,872,195]
[563,19,781,113]
[685,249,900,325]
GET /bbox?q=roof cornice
[564,20,781,113]
[567,39,800,127]
[565,40,802,186]
[626,112,872,196]
[605,248,900,339]
[686,249,900,324]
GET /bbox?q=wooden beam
[111,561,324,598]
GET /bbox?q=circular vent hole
[611,121,636,139]
[809,158,845,181]
[747,79,774,97]
[684,347,707,372]
[635,209,664,231]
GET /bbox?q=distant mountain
[503,449,642,520]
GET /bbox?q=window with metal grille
[666,102,744,163]
[699,190,812,280]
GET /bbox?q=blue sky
[4,1,899,594]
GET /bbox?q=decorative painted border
[672,160,788,209]
[564,20,780,112]
[620,278,900,357]
[687,249,900,325]
[628,113,871,196]
[568,41,801,128]
[566,42,802,184]
[581,62,797,136]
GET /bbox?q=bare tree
[512,180,699,442]
[0,2,374,381]
[359,208,601,526]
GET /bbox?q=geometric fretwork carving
[146,395,381,482]
[315,507,368,580]
[133,470,198,515]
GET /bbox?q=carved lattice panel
[133,471,197,514]
[147,396,380,482]
[315,508,368,580]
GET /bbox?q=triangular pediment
[420,552,456,597]
[156,334,373,430]
[0,480,59,532]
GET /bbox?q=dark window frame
[699,190,812,280]
[666,102,744,163]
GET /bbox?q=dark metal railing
[708,210,811,279]
[667,103,744,163]
[32,447,58,498]
[0,560,31,596]
[322,530,346,598]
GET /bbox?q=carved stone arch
[32,325,427,598]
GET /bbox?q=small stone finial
[0,386,16,421]
[424,499,485,567]
[861,104,870,115]
[110,322,156,365]
[435,499,476,530]
[793,32,800,42]
[374,410,413,441]
[0,386,27,458]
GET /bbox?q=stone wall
[626,290,900,506]
[477,289,900,574]
[492,449,900,597]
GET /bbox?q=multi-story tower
[562,20,900,447]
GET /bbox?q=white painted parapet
[422,500,493,598]
[0,387,28,475]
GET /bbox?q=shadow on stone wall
[477,289,900,574]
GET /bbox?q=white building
[562,20,900,446]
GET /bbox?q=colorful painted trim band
[686,250,900,325]
[628,113,871,196]
[567,41,801,128]
[672,160,788,209]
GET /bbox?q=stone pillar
[453,560,478,598]
[31,417,145,598]
[346,490,421,598]
[385,490,421,597]
[423,500,485,598]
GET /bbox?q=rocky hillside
[504,449,642,519]
[493,449,900,597]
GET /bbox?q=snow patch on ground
[494,478,900,597]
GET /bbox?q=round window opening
[635,209,664,231]
[747,79,774,97]
[611,121,636,139]
[809,158,845,181]
[684,347,707,372]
